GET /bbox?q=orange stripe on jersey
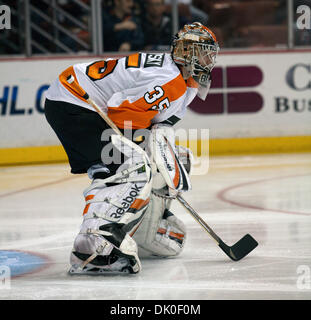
[59,66,88,102]
[162,73,187,101]
[83,194,94,215]
[125,53,141,68]
[108,105,157,129]
[108,73,187,129]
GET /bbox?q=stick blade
[219,234,258,261]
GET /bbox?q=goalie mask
[171,22,219,100]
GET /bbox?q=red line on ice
[217,173,311,216]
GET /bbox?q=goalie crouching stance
[44,22,219,274]
[69,125,192,274]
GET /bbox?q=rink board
[0,50,310,165]
[1,136,310,166]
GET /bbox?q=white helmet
[171,22,219,100]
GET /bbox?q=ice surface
[0,153,310,300]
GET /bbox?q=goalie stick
[175,194,258,261]
[66,75,258,261]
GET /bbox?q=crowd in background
[0,0,310,55]
[102,0,211,52]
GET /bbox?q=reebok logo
[189,66,264,114]
[110,184,142,219]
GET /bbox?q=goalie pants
[44,99,142,174]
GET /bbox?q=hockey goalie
[44,22,219,274]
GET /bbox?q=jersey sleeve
[106,54,188,129]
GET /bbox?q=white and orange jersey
[45,53,198,129]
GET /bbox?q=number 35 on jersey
[144,86,171,111]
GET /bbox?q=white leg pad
[133,195,186,257]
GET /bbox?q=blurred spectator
[217,0,289,48]
[29,1,52,53]
[28,0,91,53]
[56,0,91,52]
[102,0,144,52]
[274,0,287,24]
[142,0,172,51]
[192,0,213,18]
[164,0,209,26]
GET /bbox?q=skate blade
[68,263,136,276]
